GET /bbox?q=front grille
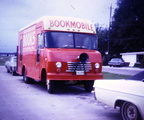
[66,62,92,72]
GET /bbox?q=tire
[6,67,10,73]
[46,80,55,94]
[10,67,13,73]
[23,70,33,84]
[84,80,94,92]
[41,70,55,93]
[12,71,16,76]
[120,102,141,120]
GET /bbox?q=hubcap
[123,103,138,120]
[47,80,50,90]
[127,105,137,119]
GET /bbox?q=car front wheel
[6,67,10,73]
[120,102,141,120]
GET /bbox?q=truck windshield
[45,32,98,50]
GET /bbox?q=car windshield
[127,71,144,81]
[111,58,123,62]
[45,32,98,50]
[10,57,17,62]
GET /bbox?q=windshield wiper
[63,45,74,48]
[76,46,87,49]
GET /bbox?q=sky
[0,0,117,52]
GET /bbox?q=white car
[5,56,17,75]
[93,71,144,120]
[108,58,125,67]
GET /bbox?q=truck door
[35,31,44,80]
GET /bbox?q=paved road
[103,66,144,75]
[0,66,122,120]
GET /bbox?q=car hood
[93,79,144,97]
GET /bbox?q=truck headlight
[56,62,62,68]
[94,63,100,69]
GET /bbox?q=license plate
[76,71,84,75]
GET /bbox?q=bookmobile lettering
[49,20,94,32]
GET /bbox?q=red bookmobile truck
[17,16,103,93]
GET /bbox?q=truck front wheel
[47,80,55,94]
[84,80,94,92]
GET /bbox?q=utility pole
[108,4,112,55]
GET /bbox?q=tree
[110,0,144,55]
[95,24,109,56]
[95,24,110,65]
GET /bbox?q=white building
[120,52,144,67]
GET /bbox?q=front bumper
[47,73,103,80]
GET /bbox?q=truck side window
[37,34,44,62]
[38,34,44,48]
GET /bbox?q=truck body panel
[17,16,103,92]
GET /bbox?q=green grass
[103,72,131,79]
